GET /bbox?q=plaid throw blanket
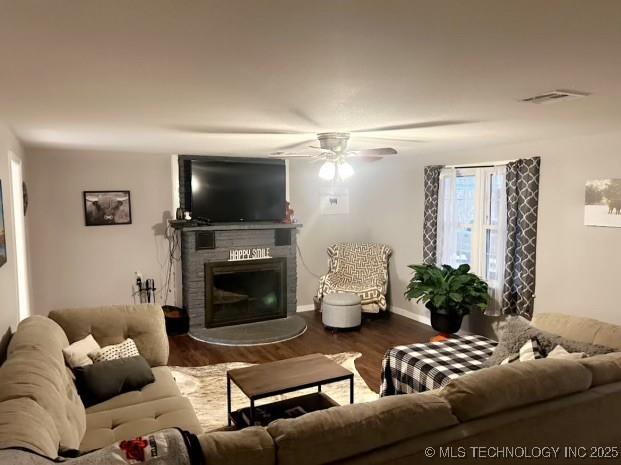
[380,334,497,396]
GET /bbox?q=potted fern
[404,263,489,334]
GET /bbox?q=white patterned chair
[317,242,392,313]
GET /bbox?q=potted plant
[404,263,489,334]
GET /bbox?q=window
[437,166,507,308]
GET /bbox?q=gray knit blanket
[0,428,201,465]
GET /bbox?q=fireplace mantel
[171,221,302,232]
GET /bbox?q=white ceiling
[1,0,621,156]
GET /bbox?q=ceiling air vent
[521,89,589,104]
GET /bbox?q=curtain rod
[445,160,514,169]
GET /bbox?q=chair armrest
[48,304,169,367]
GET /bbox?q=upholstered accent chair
[317,242,392,313]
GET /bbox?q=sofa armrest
[199,427,275,465]
[49,304,169,367]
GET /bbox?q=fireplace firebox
[204,258,287,328]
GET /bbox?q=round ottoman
[321,293,362,329]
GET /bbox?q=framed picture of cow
[83,190,132,226]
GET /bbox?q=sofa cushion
[49,304,169,367]
[0,398,60,459]
[199,427,275,465]
[267,393,457,465]
[0,316,86,453]
[532,312,621,350]
[86,366,181,413]
[81,396,202,452]
[579,352,621,386]
[8,314,70,354]
[485,317,613,366]
[74,356,155,407]
[440,358,592,421]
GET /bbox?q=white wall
[26,148,175,314]
[0,124,26,331]
[24,132,621,333]
[290,131,621,332]
[289,162,375,307]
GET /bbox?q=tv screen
[186,157,286,223]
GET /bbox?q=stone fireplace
[180,223,300,338]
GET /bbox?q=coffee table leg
[227,373,232,427]
[250,399,255,426]
[318,384,322,392]
[349,376,354,404]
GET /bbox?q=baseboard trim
[390,306,431,326]
[296,304,315,312]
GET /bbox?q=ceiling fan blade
[308,146,335,154]
[348,147,397,157]
[351,120,473,133]
[269,152,315,158]
[351,156,384,162]
[169,124,310,135]
[272,139,317,152]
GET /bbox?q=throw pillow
[73,355,155,407]
[0,327,12,367]
[485,317,613,367]
[88,338,140,363]
[500,337,544,365]
[548,344,586,360]
[62,334,101,368]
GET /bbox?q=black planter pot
[430,312,464,334]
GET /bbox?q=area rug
[171,352,378,432]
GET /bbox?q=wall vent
[521,89,589,104]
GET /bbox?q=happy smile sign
[228,247,272,262]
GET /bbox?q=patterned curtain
[501,157,541,319]
[422,165,443,264]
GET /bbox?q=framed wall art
[585,179,621,228]
[83,190,132,226]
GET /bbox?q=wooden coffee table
[227,353,354,428]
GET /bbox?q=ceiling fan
[169,118,474,180]
[269,132,397,181]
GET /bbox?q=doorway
[9,154,30,320]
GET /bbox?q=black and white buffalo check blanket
[380,334,497,396]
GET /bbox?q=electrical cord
[154,224,181,305]
[296,241,323,279]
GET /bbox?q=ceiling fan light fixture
[338,161,355,180]
[318,161,336,180]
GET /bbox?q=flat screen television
[183,157,286,223]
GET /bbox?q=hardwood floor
[169,311,436,393]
